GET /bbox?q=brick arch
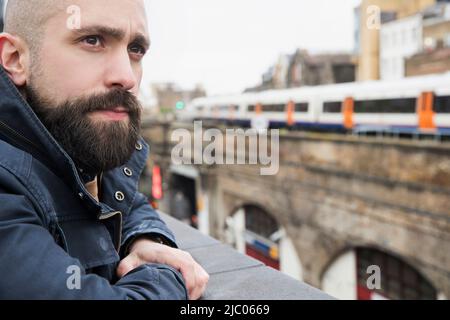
[227,197,282,224]
[229,202,281,226]
[226,201,305,281]
[319,244,356,283]
[319,243,440,299]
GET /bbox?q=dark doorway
[169,173,198,228]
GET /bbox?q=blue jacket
[0,66,188,300]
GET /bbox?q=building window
[243,205,280,270]
[356,248,436,300]
[383,34,389,48]
[445,34,450,48]
[244,206,279,238]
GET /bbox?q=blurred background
[2,0,450,300]
[137,0,450,300]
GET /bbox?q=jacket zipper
[0,120,44,154]
[0,120,59,173]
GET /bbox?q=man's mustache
[70,89,141,115]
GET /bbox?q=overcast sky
[142,0,362,98]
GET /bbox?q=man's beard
[25,85,142,174]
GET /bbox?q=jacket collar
[0,65,148,216]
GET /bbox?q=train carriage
[181,72,450,136]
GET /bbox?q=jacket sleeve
[0,191,188,300]
[120,191,178,258]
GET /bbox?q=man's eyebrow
[72,25,150,49]
[132,34,151,50]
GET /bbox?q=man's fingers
[180,260,209,300]
[178,255,197,299]
[121,241,210,299]
[116,254,139,278]
[190,266,210,300]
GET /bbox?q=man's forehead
[52,0,148,35]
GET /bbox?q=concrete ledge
[161,213,334,300]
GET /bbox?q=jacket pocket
[58,217,120,269]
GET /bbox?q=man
[0,0,209,299]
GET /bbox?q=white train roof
[190,72,450,106]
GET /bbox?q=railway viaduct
[140,120,450,299]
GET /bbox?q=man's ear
[0,33,29,86]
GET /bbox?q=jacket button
[135,142,143,151]
[123,167,133,177]
[115,191,125,202]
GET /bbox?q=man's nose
[104,51,137,91]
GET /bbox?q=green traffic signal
[175,101,185,110]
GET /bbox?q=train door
[286,100,295,127]
[417,92,436,131]
[343,97,354,130]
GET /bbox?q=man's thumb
[117,255,138,278]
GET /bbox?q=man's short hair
[3,0,66,53]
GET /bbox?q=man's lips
[89,107,129,121]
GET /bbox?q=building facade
[246,50,355,92]
[380,14,423,80]
[152,83,206,113]
[406,2,450,76]
[356,0,436,81]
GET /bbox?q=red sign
[152,166,163,200]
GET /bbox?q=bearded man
[0,0,208,299]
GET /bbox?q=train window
[248,103,308,113]
[323,101,342,113]
[354,98,416,113]
[295,103,309,112]
[262,104,285,112]
[196,106,204,112]
[434,96,450,113]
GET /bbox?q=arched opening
[225,204,303,281]
[322,247,438,300]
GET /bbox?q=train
[179,72,450,136]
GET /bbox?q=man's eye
[129,44,146,56]
[82,35,103,47]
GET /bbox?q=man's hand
[117,238,209,300]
